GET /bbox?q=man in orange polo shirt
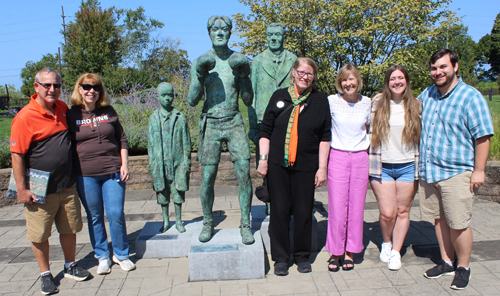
[11,67,90,295]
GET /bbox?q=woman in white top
[325,64,371,271]
[369,65,421,270]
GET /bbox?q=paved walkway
[1,187,500,295]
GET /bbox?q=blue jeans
[76,174,129,261]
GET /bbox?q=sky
[1,0,499,91]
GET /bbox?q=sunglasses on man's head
[80,84,102,92]
[36,82,62,89]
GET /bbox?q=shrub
[0,137,11,168]
[114,84,159,155]
[488,101,500,161]
[58,88,72,105]
[169,74,202,152]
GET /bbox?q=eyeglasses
[80,84,102,92]
[36,82,62,89]
[295,70,315,78]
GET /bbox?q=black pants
[268,161,315,263]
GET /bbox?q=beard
[432,71,455,88]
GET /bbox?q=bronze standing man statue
[148,82,191,233]
[248,23,297,215]
[188,15,254,244]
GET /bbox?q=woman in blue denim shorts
[67,73,136,275]
[369,65,421,270]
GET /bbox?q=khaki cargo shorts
[419,171,476,230]
[24,184,83,243]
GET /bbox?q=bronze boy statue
[148,82,191,233]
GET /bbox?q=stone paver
[1,186,500,295]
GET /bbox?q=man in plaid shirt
[418,49,494,290]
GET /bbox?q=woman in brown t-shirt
[67,73,135,275]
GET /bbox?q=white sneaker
[379,242,392,263]
[388,250,401,270]
[112,255,136,271]
[97,258,111,275]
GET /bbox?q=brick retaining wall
[1,154,499,207]
[125,153,262,190]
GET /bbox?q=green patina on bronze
[248,23,297,145]
[148,82,191,233]
[248,23,297,215]
[188,15,254,244]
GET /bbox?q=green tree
[20,53,59,96]
[476,34,492,81]
[411,24,479,93]
[139,38,191,85]
[62,0,122,85]
[21,0,188,93]
[100,66,152,93]
[477,13,500,81]
[490,13,500,80]
[116,6,165,66]
[234,0,449,96]
[0,84,24,99]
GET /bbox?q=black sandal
[342,259,354,271]
[328,255,340,272]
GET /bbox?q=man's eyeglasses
[36,82,62,89]
[295,70,314,78]
[80,84,102,92]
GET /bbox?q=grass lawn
[485,95,500,160]
[239,99,257,153]
[0,116,13,140]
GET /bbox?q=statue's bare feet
[159,223,171,233]
[176,222,186,233]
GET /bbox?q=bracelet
[259,154,268,160]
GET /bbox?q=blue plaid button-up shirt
[418,77,494,183]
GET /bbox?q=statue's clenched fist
[228,53,250,78]
[196,53,216,79]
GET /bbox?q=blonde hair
[70,73,110,109]
[335,64,363,94]
[371,65,421,148]
[289,57,319,86]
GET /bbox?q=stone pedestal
[250,205,268,229]
[188,228,265,281]
[259,214,318,254]
[135,221,202,258]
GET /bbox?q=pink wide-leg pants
[325,148,369,256]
